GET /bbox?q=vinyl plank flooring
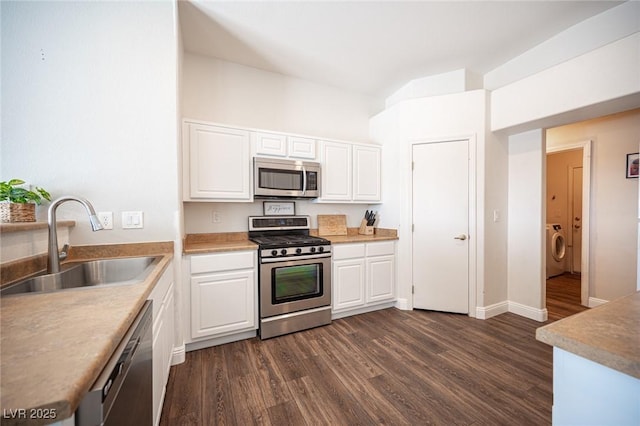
[546,272,588,321]
[201,347,236,425]
[161,350,203,425]
[160,279,585,426]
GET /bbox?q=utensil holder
[358,219,374,235]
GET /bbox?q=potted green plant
[0,179,51,223]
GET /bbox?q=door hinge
[412,224,415,232]
[412,285,415,294]
[412,161,414,171]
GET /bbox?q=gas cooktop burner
[248,215,331,259]
[249,234,329,248]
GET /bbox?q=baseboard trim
[332,301,397,320]
[509,301,548,322]
[476,301,509,319]
[171,344,186,365]
[588,297,608,308]
[186,330,257,352]
[474,301,547,322]
[395,298,410,310]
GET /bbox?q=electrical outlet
[97,212,113,230]
[122,211,143,229]
[211,211,221,223]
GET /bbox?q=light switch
[122,211,143,229]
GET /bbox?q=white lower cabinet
[332,241,396,318]
[149,263,175,426]
[187,251,258,347]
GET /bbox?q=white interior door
[412,140,469,314]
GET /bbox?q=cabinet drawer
[366,241,395,257]
[191,251,255,274]
[332,243,365,260]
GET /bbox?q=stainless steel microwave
[254,157,321,198]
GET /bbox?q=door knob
[454,234,467,240]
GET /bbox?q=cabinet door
[255,132,287,157]
[320,141,352,201]
[191,270,255,339]
[163,284,175,380]
[288,136,316,159]
[366,255,395,303]
[152,300,165,426]
[188,124,251,200]
[353,145,381,202]
[332,258,365,311]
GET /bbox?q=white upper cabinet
[320,141,352,201]
[319,141,381,203]
[184,122,251,201]
[254,132,287,157]
[353,144,381,202]
[254,132,316,160]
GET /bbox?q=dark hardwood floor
[160,275,587,425]
[545,272,588,321]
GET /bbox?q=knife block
[358,219,374,235]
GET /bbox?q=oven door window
[259,168,303,191]
[272,263,322,303]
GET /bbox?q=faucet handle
[59,244,69,261]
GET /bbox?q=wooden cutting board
[317,215,348,236]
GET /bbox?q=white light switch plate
[122,211,143,229]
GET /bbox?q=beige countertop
[183,228,398,254]
[536,291,640,379]
[0,242,174,426]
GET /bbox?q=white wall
[184,201,374,234]
[369,90,506,313]
[483,129,509,307]
[547,109,640,301]
[182,53,381,143]
[180,52,384,235]
[507,129,547,320]
[491,33,640,133]
[1,1,180,248]
[485,1,640,90]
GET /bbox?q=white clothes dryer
[546,223,566,279]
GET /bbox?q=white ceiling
[179,1,622,99]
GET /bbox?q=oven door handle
[261,253,331,263]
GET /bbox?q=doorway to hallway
[545,140,591,307]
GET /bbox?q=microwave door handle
[302,166,307,195]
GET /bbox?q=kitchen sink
[1,256,161,296]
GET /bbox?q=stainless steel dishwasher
[76,300,153,426]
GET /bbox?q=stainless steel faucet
[47,196,103,273]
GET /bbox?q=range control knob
[271,250,278,257]
[318,246,324,253]
[310,247,316,253]
[280,249,287,256]
[296,248,302,254]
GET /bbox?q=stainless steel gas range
[248,215,332,339]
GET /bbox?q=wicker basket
[0,203,36,223]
